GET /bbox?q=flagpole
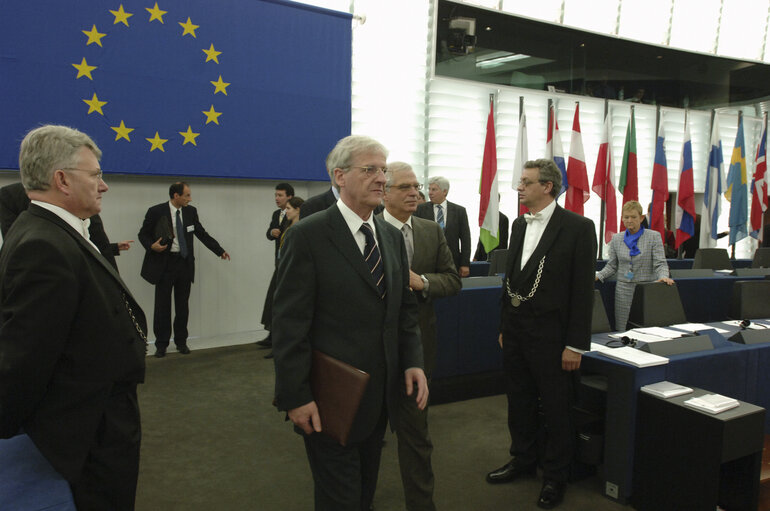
[517,95,524,215]
[598,99,608,259]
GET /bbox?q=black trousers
[153,254,192,349]
[502,309,577,483]
[69,386,141,511]
[302,412,387,511]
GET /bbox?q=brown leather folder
[310,350,370,446]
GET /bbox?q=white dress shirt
[336,198,377,255]
[168,201,183,253]
[520,199,556,270]
[32,200,99,253]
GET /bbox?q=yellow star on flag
[179,126,200,146]
[179,17,199,38]
[111,121,134,141]
[146,2,167,23]
[83,93,107,115]
[146,132,168,152]
[202,105,222,125]
[210,75,230,95]
[82,25,107,47]
[110,5,134,26]
[72,58,97,80]
[202,44,221,63]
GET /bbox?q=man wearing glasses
[0,125,148,509]
[487,159,596,509]
[380,162,460,511]
[273,136,428,510]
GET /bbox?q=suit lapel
[506,217,527,280]
[411,218,428,272]
[326,206,381,296]
[373,215,399,296]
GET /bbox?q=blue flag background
[0,0,352,180]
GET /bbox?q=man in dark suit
[272,136,428,510]
[473,210,510,261]
[138,182,230,358]
[381,162,461,511]
[256,182,294,349]
[486,159,596,510]
[0,181,133,271]
[299,186,337,219]
[415,176,471,277]
[0,125,147,509]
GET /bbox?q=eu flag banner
[0,0,352,180]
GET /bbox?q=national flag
[725,115,749,245]
[618,108,638,230]
[513,102,528,215]
[649,122,669,244]
[591,112,617,244]
[750,115,768,241]
[700,114,724,248]
[479,98,500,253]
[0,0,351,180]
[565,104,590,215]
[545,104,568,197]
[675,115,696,249]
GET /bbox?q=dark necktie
[176,209,188,258]
[436,204,445,230]
[360,223,386,299]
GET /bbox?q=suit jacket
[138,202,225,285]
[473,212,510,261]
[596,228,669,283]
[0,205,146,479]
[415,201,471,269]
[501,205,596,351]
[0,182,120,270]
[299,188,336,219]
[266,208,290,259]
[404,216,461,377]
[272,205,423,442]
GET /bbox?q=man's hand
[498,333,503,348]
[405,368,429,410]
[409,270,424,291]
[270,228,281,238]
[288,401,322,435]
[117,240,134,251]
[562,349,582,371]
[150,237,169,252]
[459,265,470,278]
[221,251,231,261]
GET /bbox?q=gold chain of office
[505,255,545,307]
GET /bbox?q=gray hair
[428,176,450,193]
[19,125,101,192]
[326,135,388,191]
[524,159,561,198]
[385,161,414,190]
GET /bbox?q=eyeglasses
[517,178,545,188]
[348,166,387,176]
[392,183,423,191]
[61,168,104,180]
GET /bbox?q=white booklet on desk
[684,394,740,414]
[597,346,669,367]
[641,381,693,398]
[609,327,679,343]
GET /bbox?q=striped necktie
[360,223,386,299]
[436,204,445,230]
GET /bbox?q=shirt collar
[168,200,182,214]
[336,198,376,237]
[31,200,96,247]
[382,208,412,231]
[528,199,556,224]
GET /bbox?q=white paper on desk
[669,322,728,334]
[635,326,681,338]
[608,329,676,343]
[590,342,613,353]
[596,346,669,367]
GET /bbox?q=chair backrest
[692,248,733,270]
[752,247,770,268]
[487,249,509,276]
[729,280,770,320]
[627,282,687,328]
[591,289,612,334]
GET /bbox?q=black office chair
[627,282,687,328]
[591,289,612,334]
[692,248,733,270]
[752,247,770,268]
[728,280,770,320]
[487,249,509,276]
